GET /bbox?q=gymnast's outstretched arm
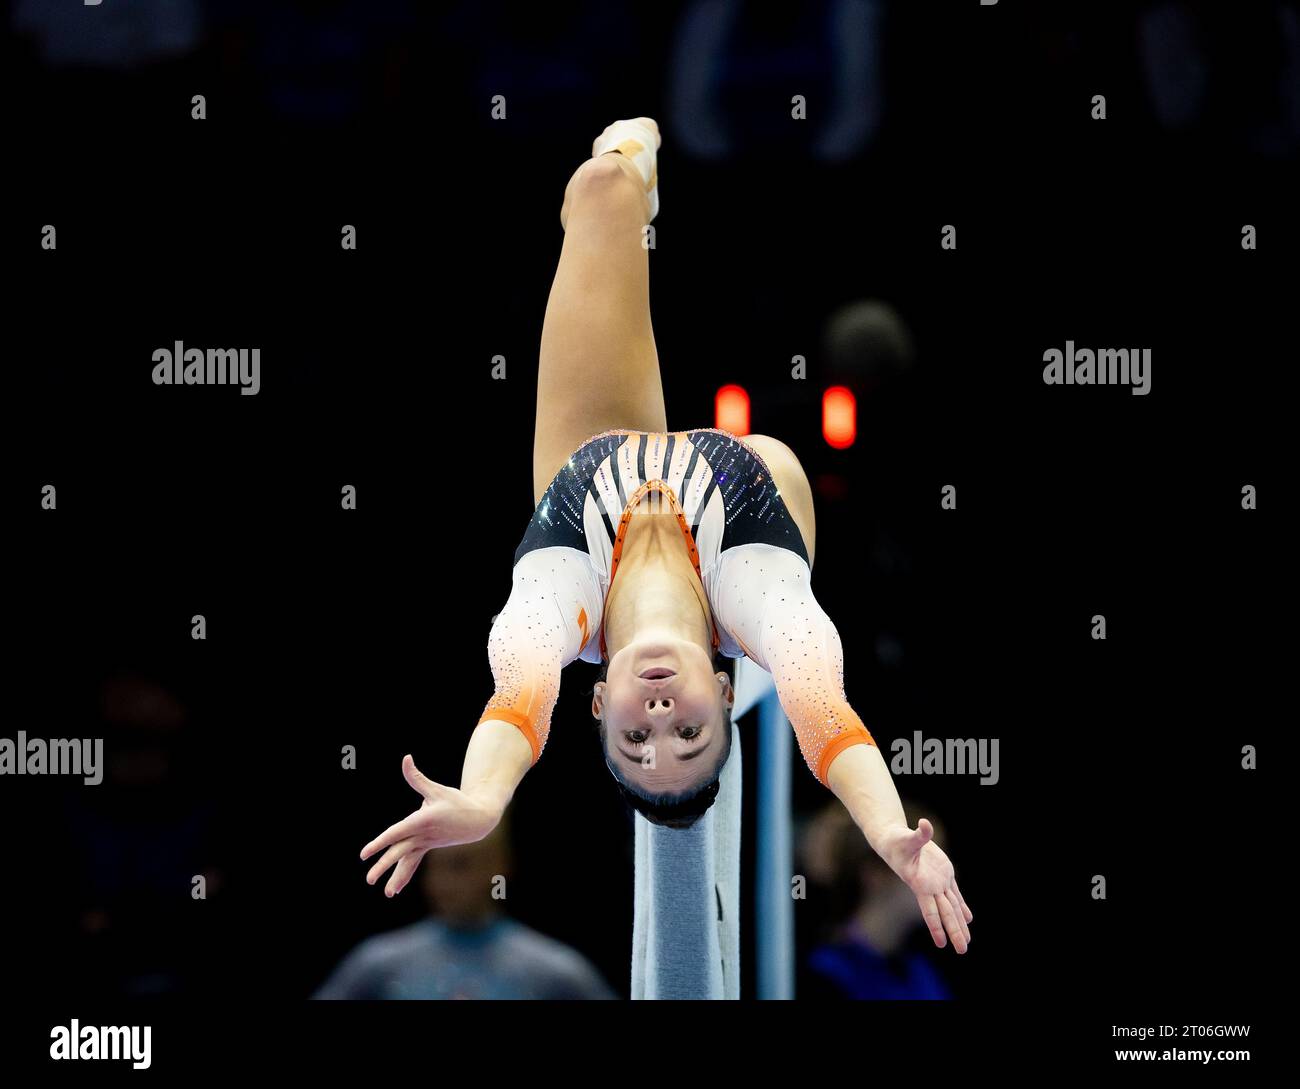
[713,543,975,952]
[361,548,591,896]
[824,745,974,954]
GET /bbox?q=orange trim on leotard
[599,478,721,660]
[475,706,542,764]
[817,726,876,786]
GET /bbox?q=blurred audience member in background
[65,673,229,997]
[797,801,952,1000]
[9,0,204,119]
[1136,1,1299,152]
[823,297,916,391]
[314,818,615,999]
[207,0,417,122]
[441,2,643,130]
[12,0,203,70]
[669,0,884,161]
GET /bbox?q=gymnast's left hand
[877,819,974,954]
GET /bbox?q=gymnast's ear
[716,671,734,710]
[591,681,605,720]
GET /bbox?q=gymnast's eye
[627,730,649,745]
[679,725,703,741]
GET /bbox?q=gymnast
[361,118,973,954]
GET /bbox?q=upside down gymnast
[361,118,973,954]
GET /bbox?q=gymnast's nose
[645,697,673,717]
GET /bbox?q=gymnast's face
[593,636,734,795]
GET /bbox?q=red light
[822,386,856,449]
[715,384,750,435]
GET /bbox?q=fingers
[917,894,946,949]
[360,810,426,861]
[365,838,413,886]
[898,818,935,860]
[402,754,444,800]
[944,887,971,948]
[361,757,444,860]
[360,758,442,891]
[953,878,973,923]
[385,849,424,898]
[894,819,934,867]
[936,891,968,954]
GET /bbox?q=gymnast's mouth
[638,668,676,680]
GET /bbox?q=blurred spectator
[313,819,615,999]
[1138,2,1209,132]
[823,297,916,389]
[12,0,203,70]
[669,0,884,162]
[63,674,228,997]
[207,0,418,122]
[1137,1,1300,153]
[797,802,952,1000]
[439,2,644,130]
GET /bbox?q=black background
[2,0,1289,1073]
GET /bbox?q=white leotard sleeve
[476,546,604,764]
[708,543,876,785]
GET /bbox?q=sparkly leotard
[478,428,876,786]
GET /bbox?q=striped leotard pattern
[480,427,874,784]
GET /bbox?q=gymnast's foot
[561,116,661,231]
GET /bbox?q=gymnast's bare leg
[360,120,667,897]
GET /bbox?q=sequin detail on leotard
[709,543,875,784]
[482,426,874,783]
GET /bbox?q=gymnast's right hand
[360,754,502,897]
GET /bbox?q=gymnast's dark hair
[591,657,735,830]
